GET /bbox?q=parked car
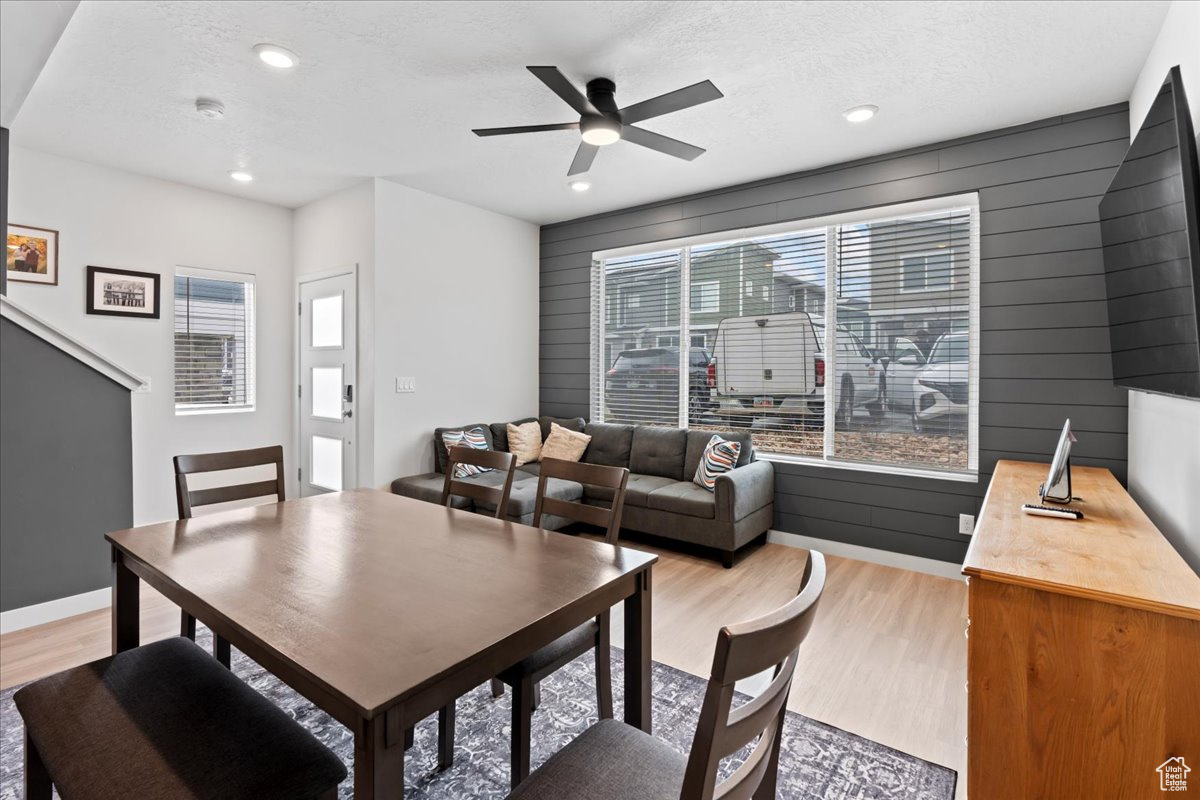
[605,346,713,423]
[882,336,930,412]
[912,332,969,432]
[708,311,884,428]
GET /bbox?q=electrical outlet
[959,514,975,535]
[395,377,416,393]
[134,377,151,393]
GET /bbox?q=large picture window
[591,195,979,478]
[174,267,256,414]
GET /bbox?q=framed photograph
[86,266,161,319]
[6,224,59,285]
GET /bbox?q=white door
[298,271,356,495]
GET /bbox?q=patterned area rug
[0,629,955,799]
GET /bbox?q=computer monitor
[1041,420,1077,504]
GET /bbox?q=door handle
[343,409,353,419]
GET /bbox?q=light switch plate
[959,514,975,535]
[395,377,416,393]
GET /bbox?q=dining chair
[424,445,520,769]
[15,637,346,800]
[506,550,827,800]
[488,457,630,788]
[441,445,518,518]
[173,445,286,668]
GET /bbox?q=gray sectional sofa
[390,415,775,567]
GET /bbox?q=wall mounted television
[1099,65,1200,400]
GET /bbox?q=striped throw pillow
[693,434,742,492]
[442,427,492,478]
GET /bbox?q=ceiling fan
[472,66,723,176]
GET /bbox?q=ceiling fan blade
[619,80,723,124]
[472,122,580,137]
[622,126,706,161]
[528,66,598,116]
[568,142,600,175]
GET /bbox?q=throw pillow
[441,427,492,478]
[507,420,543,466]
[541,421,591,463]
[693,434,742,492]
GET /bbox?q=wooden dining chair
[441,445,517,518]
[173,445,286,668]
[489,458,629,788]
[506,550,827,800]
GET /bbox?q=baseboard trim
[0,588,110,634]
[767,530,966,581]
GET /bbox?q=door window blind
[591,197,979,476]
[174,269,256,413]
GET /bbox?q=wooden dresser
[963,460,1200,800]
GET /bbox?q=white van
[709,312,884,427]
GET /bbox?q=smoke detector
[195,98,225,119]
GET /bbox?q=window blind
[174,270,256,413]
[591,196,979,476]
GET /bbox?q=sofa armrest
[714,460,774,522]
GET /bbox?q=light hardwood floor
[0,540,968,796]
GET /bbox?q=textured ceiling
[11,0,1169,224]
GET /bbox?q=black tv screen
[1099,66,1200,399]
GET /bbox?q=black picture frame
[86,265,161,319]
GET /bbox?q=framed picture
[6,224,59,285]
[86,266,161,319]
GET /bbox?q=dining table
[106,488,658,798]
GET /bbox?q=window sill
[758,451,978,483]
[175,405,257,417]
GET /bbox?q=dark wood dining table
[106,489,658,798]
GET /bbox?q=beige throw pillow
[507,420,543,466]
[540,421,591,463]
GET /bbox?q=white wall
[6,147,294,525]
[372,179,539,483]
[1126,0,1200,573]
[293,181,376,486]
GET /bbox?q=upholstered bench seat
[14,637,346,800]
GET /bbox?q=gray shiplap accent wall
[539,104,1130,563]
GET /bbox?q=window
[900,253,953,292]
[591,195,979,478]
[174,268,256,413]
[691,280,720,313]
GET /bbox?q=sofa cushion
[433,422,494,474]
[647,481,717,519]
[693,435,743,491]
[583,422,635,468]
[683,429,754,479]
[507,420,543,466]
[476,476,582,519]
[441,427,493,478]
[491,417,537,452]
[629,427,688,481]
[585,473,676,507]
[539,415,586,442]
[542,422,591,462]
[391,472,471,509]
[516,462,541,477]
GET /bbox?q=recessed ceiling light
[569,179,591,192]
[843,104,878,123]
[254,43,298,69]
[195,98,225,119]
[229,170,254,183]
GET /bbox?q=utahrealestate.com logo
[1159,757,1191,792]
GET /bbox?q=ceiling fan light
[580,117,621,146]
